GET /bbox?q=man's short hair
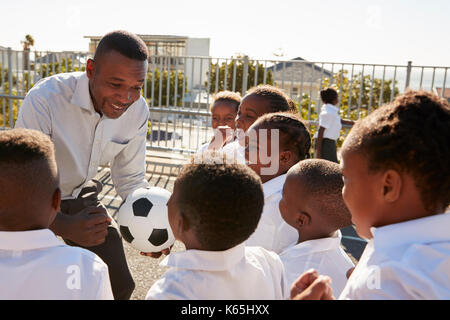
[289,159,352,230]
[94,30,148,61]
[175,162,264,251]
[0,129,59,224]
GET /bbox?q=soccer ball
[117,187,175,253]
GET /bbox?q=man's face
[87,50,147,119]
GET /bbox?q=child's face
[211,101,237,130]
[279,175,312,230]
[340,150,384,239]
[236,94,272,133]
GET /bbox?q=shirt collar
[161,242,246,271]
[371,212,450,250]
[263,174,286,198]
[70,72,96,113]
[0,229,64,251]
[281,230,342,257]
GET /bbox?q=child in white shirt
[245,112,311,254]
[0,128,113,300]
[292,90,450,300]
[222,85,294,164]
[314,87,354,163]
[146,161,289,300]
[197,91,240,153]
[279,159,354,297]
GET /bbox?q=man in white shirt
[15,30,152,299]
[0,129,113,299]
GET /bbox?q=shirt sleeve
[96,265,114,300]
[318,108,334,129]
[110,103,151,201]
[14,90,52,135]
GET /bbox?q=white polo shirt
[15,72,150,200]
[0,229,113,300]
[280,230,354,297]
[245,174,298,254]
[314,104,342,141]
[340,212,450,300]
[221,140,246,164]
[146,243,289,300]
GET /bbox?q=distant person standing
[14,30,167,300]
[314,87,354,163]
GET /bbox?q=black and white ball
[117,187,175,253]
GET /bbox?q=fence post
[242,55,249,95]
[405,61,412,90]
[7,47,13,128]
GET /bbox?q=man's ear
[381,169,402,203]
[86,58,95,79]
[296,212,311,228]
[52,188,61,212]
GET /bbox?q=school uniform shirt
[221,140,246,164]
[313,104,342,141]
[0,229,113,299]
[15,72,150,201]
[146,243,289,300]
[340,212,450,300]
[279,230,354,297]
[245,174,298,254]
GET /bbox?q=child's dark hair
[175,162,264,251]
[320,87,338,105]
[246,85,296,113]
[210,90,241,112]
[289,159,352,229]
[343,90,450,212]
[254,112,312,161]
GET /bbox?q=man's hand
[140,245,173,258]
[52,206,111,247]
[291,269,335,300]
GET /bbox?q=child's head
[168,161,264,251]
[0,129,60,231]
[236,85,295,133]
[210,91,241,129]
[279,159,352,241]
[245,112,311,183]
[341,90,450,239]
[320,87,338,105]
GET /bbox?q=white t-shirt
[280,230,354,297]
[314,104,342,141]
[15,72,150,200]
[221,140,246,164]
[245,174,298,254]
[146,243,289,300]
[0,229,113,300]
[340,212,450,300]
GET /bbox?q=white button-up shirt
[15,72,150,200]
[340,212,450,300]
[245,174,298,254]
[146,243,289,300]
[314,104,342,140]
[0,229,113,299]
[280,230,354,297]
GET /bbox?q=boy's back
[147,244,288,300]
[0,229,113,299]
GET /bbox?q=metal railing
[1,48,448,154]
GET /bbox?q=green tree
[207,58,273,95]
[145,69,187,107]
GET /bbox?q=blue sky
[1,0,449,66]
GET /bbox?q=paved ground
[95,151,367,300]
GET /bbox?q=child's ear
[52,188,61,212]
[381,169,402,203]
[296,212,311,228]
[280,150,293,166]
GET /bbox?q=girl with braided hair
[244,112,312,253]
